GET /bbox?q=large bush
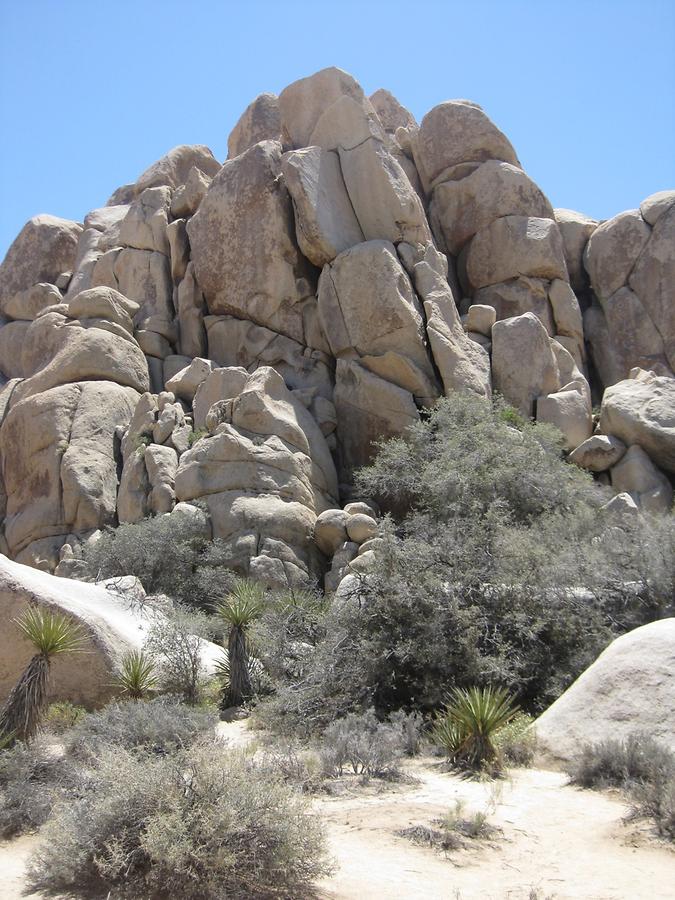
[259,394,673,734]
[81,514,236,608]
[28,742,331,898]
[0,742,63,838]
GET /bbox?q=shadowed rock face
[0,66,673,586]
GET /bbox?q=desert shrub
[398,797,499,853]
[0,742,63,837]
[320,709,403,778]
[251,587,328,682]
[144,604,214,703]
[28,742,331,898]
[493,711,537,767]
[567,732,675,790]
[66,696,216,760]
[388,709,425,756]
[81,514,236,608]
[260,740,324,794]
[631,771,675,840]
[42,701,86,734]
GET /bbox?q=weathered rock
[67,286,139,333]
[119,187,171,255]
[134,144,221,193]
[281,147,364,266]
[117,448,150,524]
[431,160,553,255]
[313,508,349,556]
[547,279,584,353]
[466,216,568,291]
[492,313,560,417]
[279,67,370,150]
[0,556,222,706]
[473,276,555,336]
[536,389,592,451]
[610,444,673,514]
[192,366,249,430]
[466,304,496,337]
[334,359,418,477]
[639,189,675,226]
[0,215,82,317]
[568,434,627,472]
[0,322,31,378]
[345,513,378,544]
[145,444,178,514]
[416,100,519,190]
[414,262,491,398]
[170,166,212,219]
[228,93,281,159]
[165,357,214,402]
[369,89,416,133]
[599,374,675,474]
[628,202,675,370]
[535,619,675,760]
[602,491,640,518]
[187,140,316,345]
[2,282,62,322]
[583,209,651,300]
[0,382,139,563]
[553,208,598,294]
[92,247,173,324]
[166,219,190,284]
[584,289,669,388]
[319,242,436,397]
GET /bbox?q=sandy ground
[1,721,673,900]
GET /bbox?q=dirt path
[314,759,675,900]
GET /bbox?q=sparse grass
[42,701,86,735]
[398,797,500,854]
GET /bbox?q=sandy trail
[314,758,675,900]
[1,728,672,900]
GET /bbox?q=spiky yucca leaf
[15,607,86,656]
[114,650,158,700]
[432,685,518,772]
[215,578,267,627]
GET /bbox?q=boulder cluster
[0,67,672,591]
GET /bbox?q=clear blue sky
[1,0,674,260]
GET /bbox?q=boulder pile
[0,66,672,592]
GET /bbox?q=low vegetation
[568,732,675,840]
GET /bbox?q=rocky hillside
[0,66,672,591]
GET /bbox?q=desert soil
[1,720,673,899]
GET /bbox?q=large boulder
[134,144,221,193]
[431,160,553,255]
[228,93,281,159]
[0,556,222,707]
[0,382,140,569]
[466,216,568,291]
[187,140,318,346]
[584,209,651,301]
[415,100,519,190]
[0,215,82,317]
[599,373,675,474]
[491,313,560,417]
[535,619,675,761]
[554,208,598,294]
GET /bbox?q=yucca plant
[113,650,158,700]
[214,579,266,707]
[0,607,85,746]
[431,686,518,773]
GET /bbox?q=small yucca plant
[0,607,85,745]
[431,685,518,773]
[113,650,158,700]
[214,579,266,707]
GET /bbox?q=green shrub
[144,605,214,703]
[567,732,675,790]
[320,710,403,778]
[66,696,216,760]
[42,701,86,734]
[28,742,332,898]
[493,711,537,767]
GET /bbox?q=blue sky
[1,0,674,259]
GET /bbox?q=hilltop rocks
[536,619,675,760]
[228,92,281,159]
[134,144,221,193]
[0,215,82,317]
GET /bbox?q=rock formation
[0,65,672,592]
